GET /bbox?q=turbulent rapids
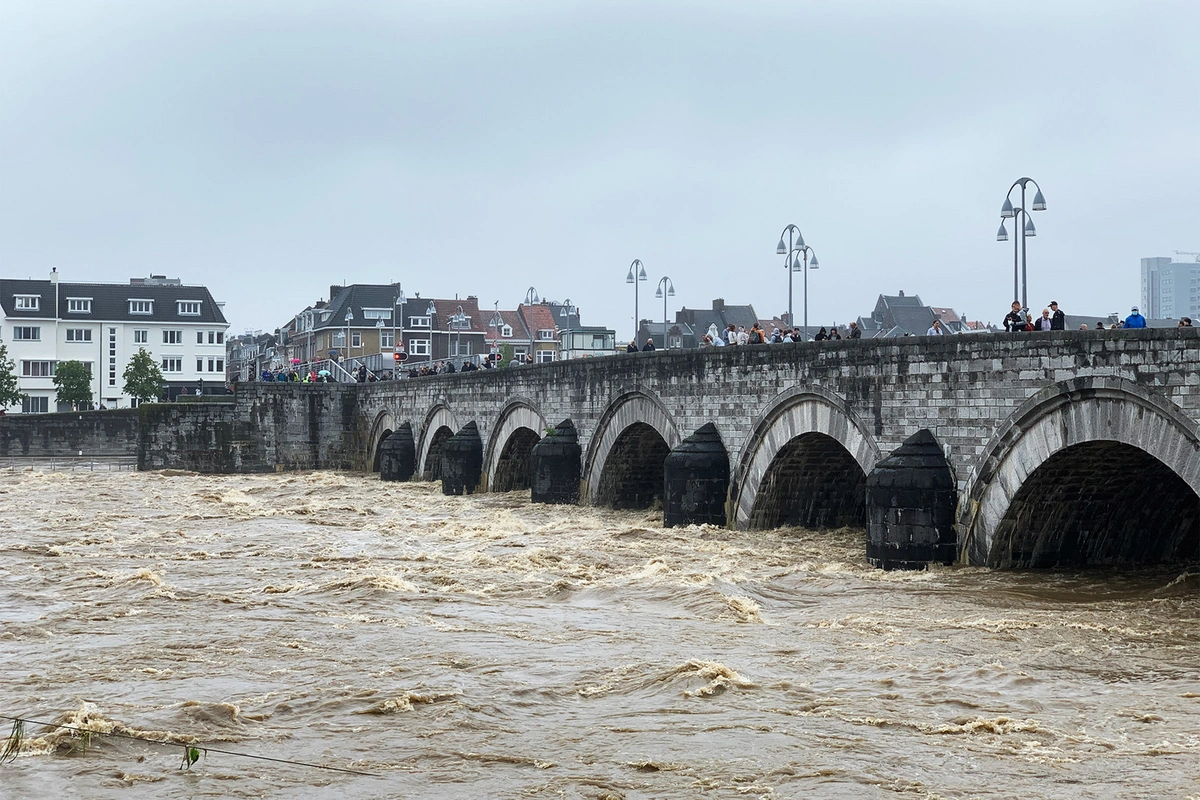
[1,470,1197,798]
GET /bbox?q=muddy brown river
[0,470,1197,798]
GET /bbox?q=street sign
[394,350,408,363]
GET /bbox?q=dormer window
[501,324,512,338]
[14,295,39,311]
[67,298,92,313]
[177,300,201,316]
[129,299,154,314]
[537,329,556,340]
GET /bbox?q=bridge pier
[663,423,729,527]
[531,420,581,504]
[441,422,483,496]
[866,429,957,570]
[379,422,415,482]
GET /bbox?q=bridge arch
[585,390,681,508]
[961,377,1200,567]
[482,399,547,492]
[733,388,880,530]
[417,404,461,482]
[366,408,399,473]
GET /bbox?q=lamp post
[559,298,577,360]
[426,301,437,363]
[788,245,819,340]
[488,301,503,365]
[393,286,406,366]
[626,259,648,345]
[775,224,805,327]
[654,277,675,348]
[451,304,466,361]
[343,310,352,375]
[523,287,539,361]
[996,177,1047,311]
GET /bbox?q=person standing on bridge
[926,319,945,335]
[1124,306,1147,329]
[642,338,655,351]
[1003,301,1025,333]
[1033,309,1053,331]
[848,321,862,339]
[627,339,638,353]
[1049,301,1065,330]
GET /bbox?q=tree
[498,343,515,368]
[52,360,94,411]
[123,348,165,404]
[0,344,26,410]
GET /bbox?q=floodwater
[0,470,1197,800]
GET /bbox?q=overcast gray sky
[2,0,1198,336]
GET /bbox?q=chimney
[330,286,343,303]
[899,290,905,297]
[50,266,58,284]
[712,298,725,312]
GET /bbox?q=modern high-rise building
[1141,255,1200,320]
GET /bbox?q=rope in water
[0,713,378,776]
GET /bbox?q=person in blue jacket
[1124,306,1147,329]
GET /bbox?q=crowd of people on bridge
[1001,301,1194,333]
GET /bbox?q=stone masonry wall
[0,408,140,459]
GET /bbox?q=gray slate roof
[0,278,227,324]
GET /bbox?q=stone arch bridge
[183,330,1200,569]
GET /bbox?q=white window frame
[409,316,431,329]
[14,295,40,311]
[362,308,391,320]
[197,331,205,344]
[216,331,224,344]
[536,349,556,363]
[66,328,92,342]
[133,330,148,344]
[409,338,431,356]
[22,396,50,413]
[163,330,182,345]
[67,298,92,313]
[161,357,182,373]
[501,324,513,338]
[450,340,472,356]
[351,332,362,348]
[177,300,202,316]
[21,360,55,377]
[380,330,395,348]
[537,329,556,340]
[13,326,40,341]
[129,299,154,314]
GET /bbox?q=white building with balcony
[1,271,230,412]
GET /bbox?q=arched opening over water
[492,427,541,492]
[422,426,455,482]
[595,422,670,509]
[747,432,866,530]
[989,441,1200,568]
[371,429,392,473]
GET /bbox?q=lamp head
[776,238,787,255]
[638,264,647,281]
[1032,189,1047,211]
[426,301,436,315]
[794,230,806,249]
[655,286,663,299]
[996,222,1009,242]
[1024,219,1036,237]
[809,254,819,269]
[626,269,635,283]
[667,285,675,297]
[1000,197,1015,219]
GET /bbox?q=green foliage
[498,343,515,368]
[52,360,93,410]
[181,745,201,769]
[0,344,26,410]
[123,348,165,403]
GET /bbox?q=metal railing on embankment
[0,456,138,473]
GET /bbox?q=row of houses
[227,283,618,381]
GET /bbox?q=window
[14,295,40,310]
[450,340,472,356]
[351,332,361,348]
[216,332,224,344]
[161,358,182,373]
[197,359,204,372]
[134,330,148,344]
[538,329,556,340]
[13,326,40,340]
[215,359,224,373]
[409,339,430,356]
[362,309,391,320]
[380,330,395,348]
[163,330,182,344]
[129,299,154,314]
[197,331,205,344]
[536,350,556,363]
[66,328,92,342]
[177,301,201,316]
[22,396,49,414]
[451,315,471,330]
[501,324,513,338]
[21,361,54,377]
[409,316,431,328]
[67,298,92,313]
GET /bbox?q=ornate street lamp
[997,177,1047,310]
[625,259,647,346]
[787,246,820,340]
[654,277,675,348]
[559,298,577,360]
[776,224,805,327]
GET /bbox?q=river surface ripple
[0,470,1197,799]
